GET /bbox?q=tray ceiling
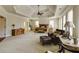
[1,5,68,18]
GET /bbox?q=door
[0,16,6,37]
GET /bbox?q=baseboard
[5,35,11,37]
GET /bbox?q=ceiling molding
[1,5,57,18]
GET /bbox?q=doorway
[0,16,6,37]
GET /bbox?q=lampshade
[64,21,75,28]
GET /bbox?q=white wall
[0,6,28,37]
[54,18,59,30]
[6,13,28,37]
[73,6,79,38]
[38,18,49,24]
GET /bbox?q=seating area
[39,29,79,53]
[34,24,48,33]
[40,29,65,45]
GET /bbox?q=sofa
[40,29,65,45]
[34,24,48,33]
[35,27,47,33]
[55,29,65,35]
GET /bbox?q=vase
[73,38,78,45]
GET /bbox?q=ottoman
[40,36,52,45]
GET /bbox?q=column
[73,6,79,38]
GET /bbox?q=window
[67,9,73,36]
[58,9,73,36]
[24,22,26,28]
[67,9,73,22]
[62,15,66,30]
[35,21,39,27]
[59,17,63,29]
[49,20,54,28]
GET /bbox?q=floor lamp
[64,21,75,40]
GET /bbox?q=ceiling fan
[37,5,43,15]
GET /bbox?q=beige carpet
[0,32,69,53]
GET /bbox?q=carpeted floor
[0,32,70,53]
